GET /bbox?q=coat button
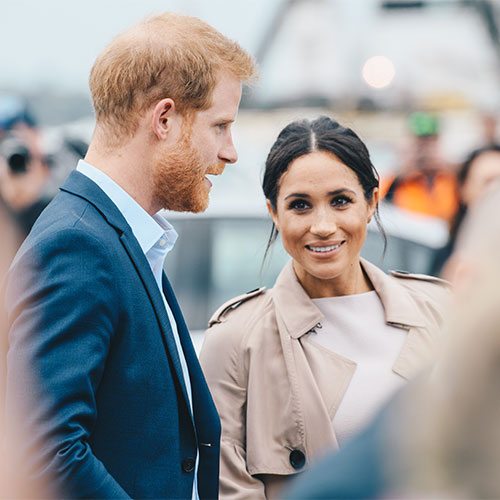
[289,449,306,470]
[181,458,195,473]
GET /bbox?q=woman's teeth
[307,243,342,253]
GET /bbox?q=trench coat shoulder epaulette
[208,287,267,327]
[389,269,451,287]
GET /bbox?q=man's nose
[219,136,238,164]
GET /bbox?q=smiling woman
[199,116,452,499]
[268,150,378,298]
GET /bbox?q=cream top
[309,291,407,447]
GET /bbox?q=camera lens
[0,136,31,175]
[7,148,30,174]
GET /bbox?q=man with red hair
[3,13,256,499]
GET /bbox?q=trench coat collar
[272,258,426,340]
[361,258,426,328]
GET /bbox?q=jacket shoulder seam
[208,287,267,326]
[389,269,450,287]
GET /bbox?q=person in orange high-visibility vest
[381,112,459,223]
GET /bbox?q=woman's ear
[151,98,176,140]
[266,199,279,231]
[368,187,379,222]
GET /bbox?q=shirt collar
[76,160,177,254]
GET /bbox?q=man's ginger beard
[153,132,222,213]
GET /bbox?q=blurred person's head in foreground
[382,184,500,498]
[405,184,500,499]
[86,12,256,215]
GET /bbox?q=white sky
[2,0,499,110]
[0,0,279,92]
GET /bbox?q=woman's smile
[305,241,345,256]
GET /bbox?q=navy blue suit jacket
[2,171,221,499]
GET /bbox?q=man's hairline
[94,67,245,147]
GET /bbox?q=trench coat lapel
[271,260,323,339]
[361,259,426,328]
[272,259,426,338]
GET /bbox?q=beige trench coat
[199,259,451,499]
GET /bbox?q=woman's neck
[294,261,374,299]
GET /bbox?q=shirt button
[289,449,306,470]
[159,239,166,247]
[181,458,195,473]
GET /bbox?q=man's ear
[266,199,279,231]
[152,98,176,140]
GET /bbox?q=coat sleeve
[199,320,266,500]
[3,228,130,499]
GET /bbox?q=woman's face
[462,151,500,207]
[268,150,378,297]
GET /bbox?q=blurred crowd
[0,95,88,497]
[0,93,87,248]
[379,109,500,276]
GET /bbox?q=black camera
[0,135,31,175]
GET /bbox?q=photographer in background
[0,94,51,244]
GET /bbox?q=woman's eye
[332,196,351,207]
[289,199,310,211]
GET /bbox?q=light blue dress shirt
[76,160,198,499]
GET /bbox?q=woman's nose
[310,211,337,236]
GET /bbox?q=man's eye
[289,199,310,211]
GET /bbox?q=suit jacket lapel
[119,231,193,417]
[60,171,193,416]
[162,273,221,425]
[162,273,198,366]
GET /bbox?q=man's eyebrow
[214,117,235,124]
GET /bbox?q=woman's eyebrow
[284,193,310,201]
[328,188,357,196]
[284,188,356,201]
